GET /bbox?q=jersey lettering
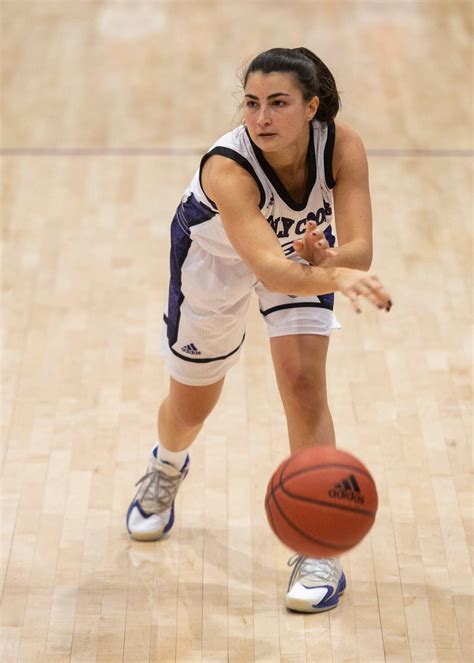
[267,200,333,240]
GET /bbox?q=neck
[262,125,310,176]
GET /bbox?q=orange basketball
[265,446,378,557]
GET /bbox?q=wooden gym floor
[1,2,472,662]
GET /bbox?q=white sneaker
[126,447,189,541]
[285,555,346,613]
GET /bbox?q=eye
[245,100,258,109]
[272,100,286,107]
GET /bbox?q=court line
[1,147,473,157]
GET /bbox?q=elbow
[360,243,373,270]
[361,254,373,271]
[258,276,279,293]
[254,261,283,293]
[257,268,286,293]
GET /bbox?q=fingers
[345,274,392,313]
[346,290,363,314]
[294,227,337,255]
[365,274,392,311]
[306,223,338,255]
[305,221,325,244]
[306,223,326,247]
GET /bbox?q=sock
[155,443,189,471]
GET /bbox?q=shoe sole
[129,528,168,542]
[285,588,345,613]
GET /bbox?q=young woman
[126,47,392,613]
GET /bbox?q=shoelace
[134,467,183,514]
[287,554,337,590]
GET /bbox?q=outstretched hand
[335,269,392,314]
[294,221,392,314]
[293,220,338,266]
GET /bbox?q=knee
[280,363,328,406]
[163,378,223,430]
[164,389,219,429]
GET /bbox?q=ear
[307,96,320,121]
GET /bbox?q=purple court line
[367,148,473,157]
[0,147,473,157]
[0,147,204,156]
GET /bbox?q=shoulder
[202,153,260,207]
[203,152,250,184]
[333,120,368,181]
[201,124,254,182]
[206,124,249,154]
[334,120,365,148]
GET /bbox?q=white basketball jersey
[177,120,336,260]
[163,120,339,379]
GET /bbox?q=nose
[257,105,271,127]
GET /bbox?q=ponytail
[291,47,340,122]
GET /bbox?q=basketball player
[126,47,392,613]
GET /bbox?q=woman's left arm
[294,121,373,270]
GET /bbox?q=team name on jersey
[267,200,333,256]
[267,200,332,239]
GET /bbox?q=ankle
[155,443,190,471]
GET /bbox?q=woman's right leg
[157,376,225,451]
[128,215,251,539]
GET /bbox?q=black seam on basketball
[270,456,293,504]
[268,486,350,551]
[281,462,376,486]
[265,491,278,535]
[270,456,292,495]
[266,456,292,503]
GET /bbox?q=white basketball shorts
[160,222,340,386]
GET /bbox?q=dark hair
[242,47,340,123]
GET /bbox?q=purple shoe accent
[163,503,175,534]
[125,499,175,534]
[126,499,156,534]
[311,572,346,610]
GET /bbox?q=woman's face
[243,71,319,152]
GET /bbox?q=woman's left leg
[270,332,346,614]
[270,333,335,453]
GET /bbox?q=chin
[254,136,283,152]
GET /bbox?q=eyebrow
[244,92,291,100]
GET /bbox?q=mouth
[258,132,277,138]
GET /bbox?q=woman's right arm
[201,155,391,313]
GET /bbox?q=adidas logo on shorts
[181,343,201,356]
[328,474,365,504]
